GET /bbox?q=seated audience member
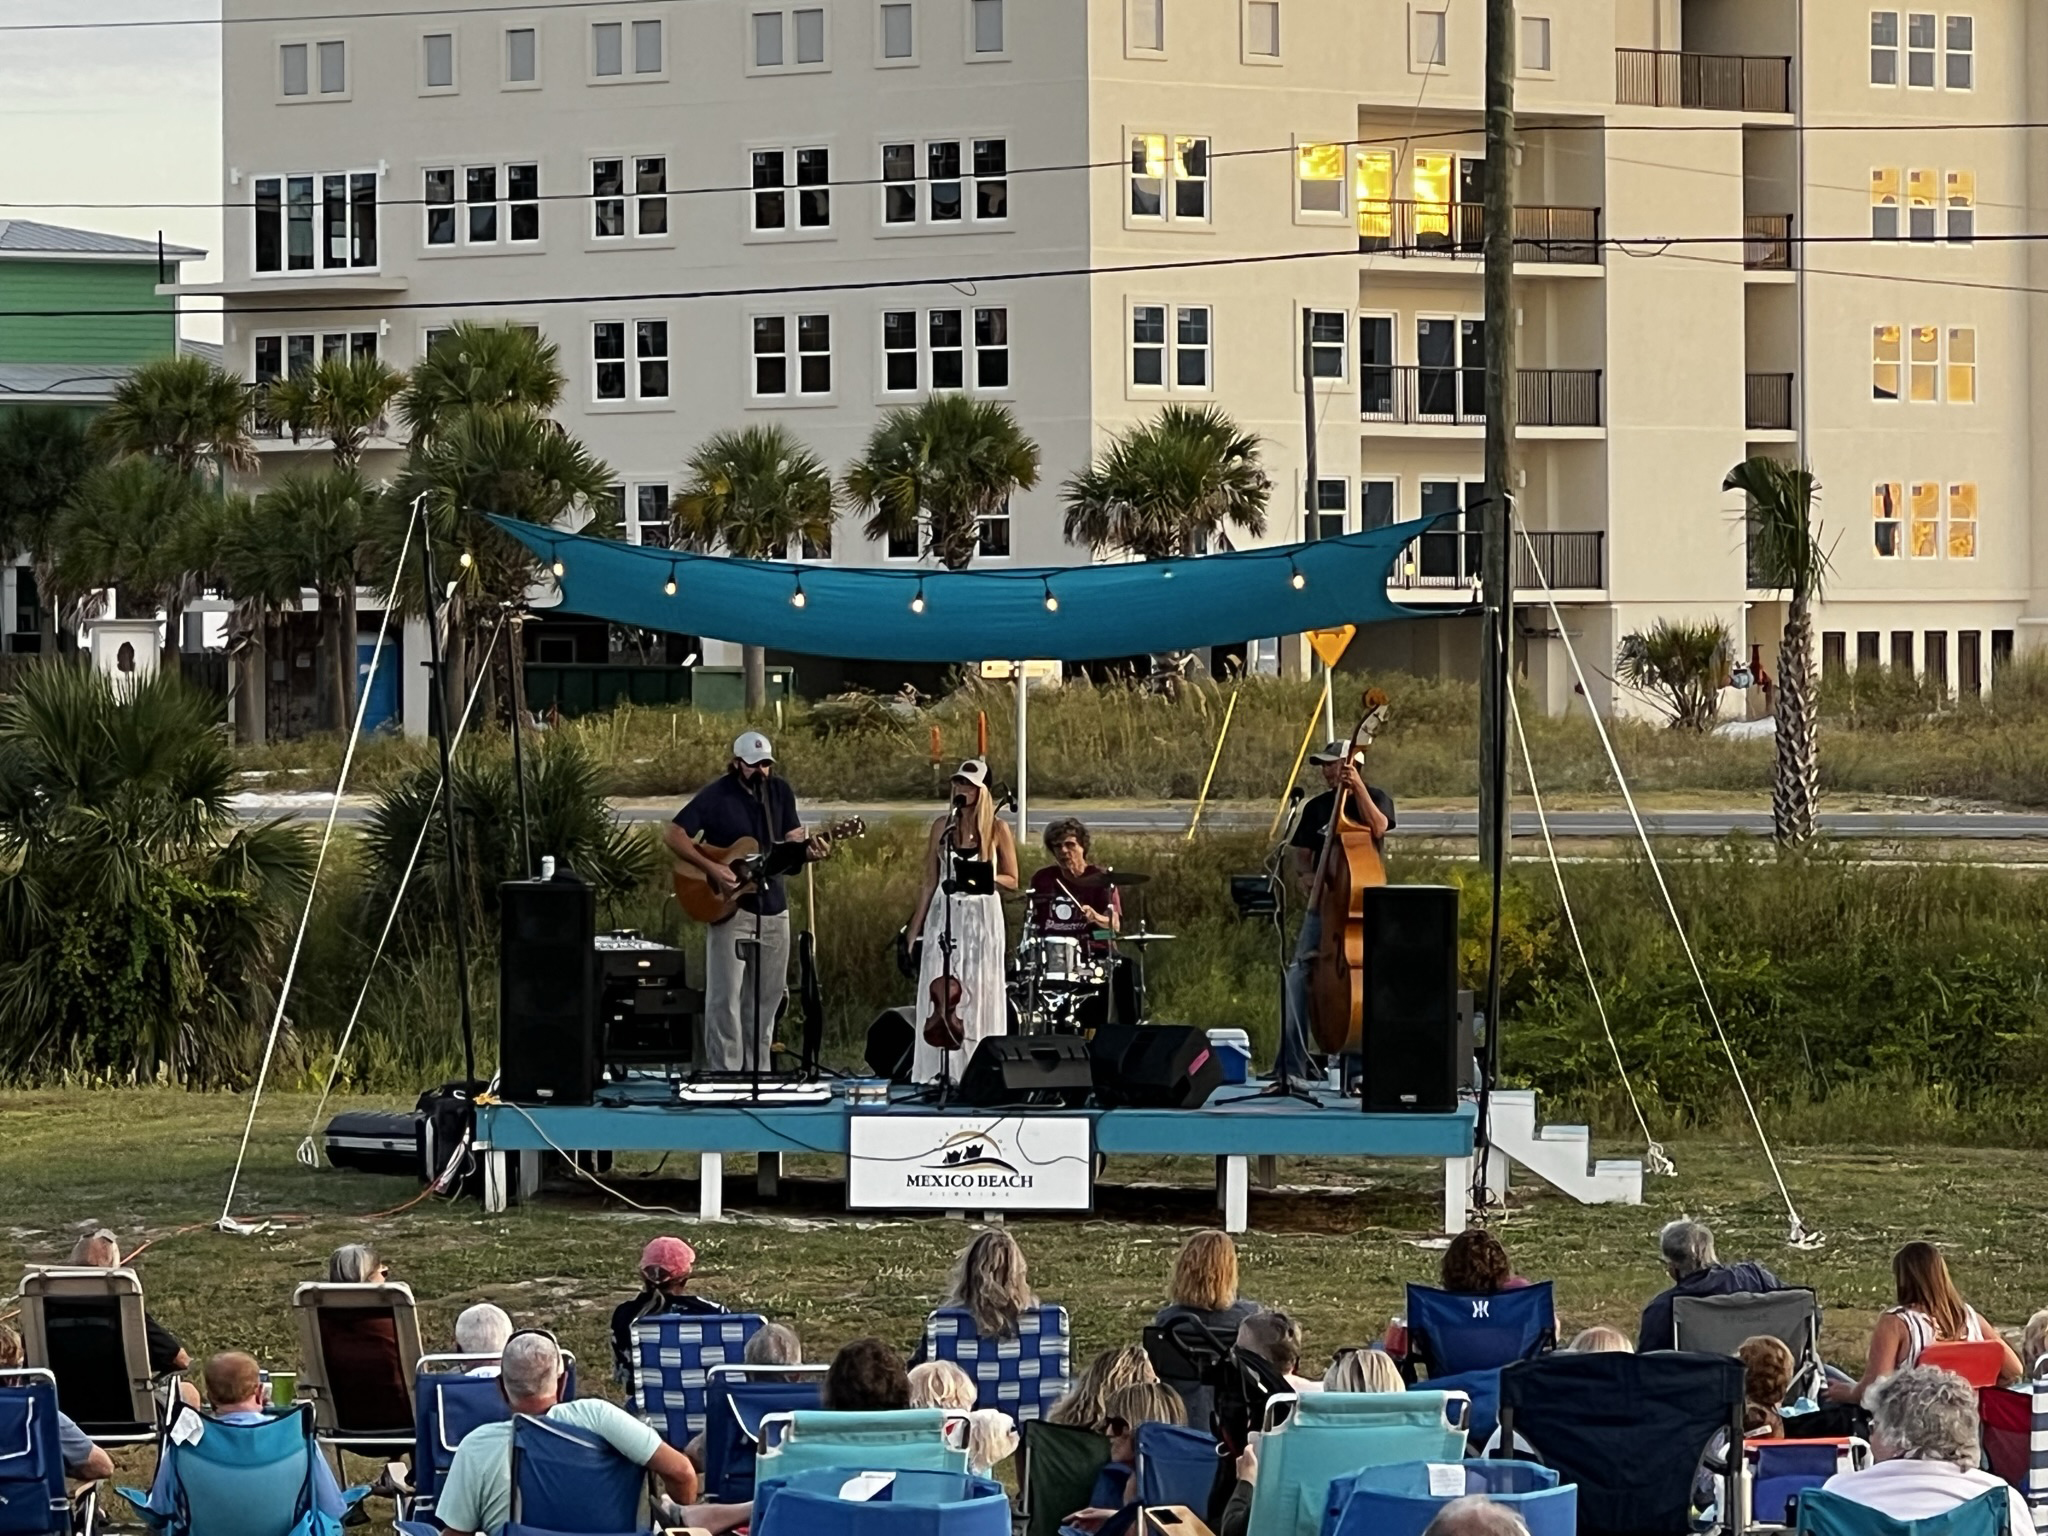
[1236,1310,1318,1394]
[1323,1346,1404,1393]
[909,1359,1018,1476]
[941,1229,1038,1340]
[455,1304,513,1373]
[1823,1241,2023,1405]
[746,1321,802,1366]
[1421,1499,1532,1536]
[1220,1443,1258,1536]
[328,1243,389,1284]
[1064,1382,1189,1533]
[1440,1228,1534,1295]
[1638,1219,1788,1353]
[1820,1366,2030,1531]
[1047,1346,1156,1428]
[1740,1335,1795,1439]
[435,1331,707,1536]
[0,1323,112,1483]
[1153,1232,1259,1337]
[2020,1309,2048,1375]
[822,1337,911,1412]
[1565,1326,1633,1353]
[609,1236,725,1382]
[314,1242,408,1419]
[150,1353,346,1521]
[69,1227,190,1375]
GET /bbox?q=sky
[0,0,225,339]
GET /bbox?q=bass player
[1280,741,1396,1084]
[664,731,832,1074]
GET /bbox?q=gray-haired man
[1636,1218,1786,1352]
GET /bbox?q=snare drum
[1024,934,1087,985]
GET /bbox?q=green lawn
[6,1090,2041,1528]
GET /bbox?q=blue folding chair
[116,1402,365,1536]
[629,1312,764,1441]
[407,1360,511,1521]
[1243,1392,1471,1536]
[755,1409,971,1482]
[754,1467,1010,1536]
[1402,1282,1553,1447]
[505,1412,651,1536]
[0,1372,70,1536]
[921,1306,1071,1424]
[1751,1441,1873,1530]
[1321,1461,1575,1536]
[1135,1422,1219,1511]
[1793,1486,2012,1536]
[701,1366,825,1502]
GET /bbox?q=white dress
[910,881,1009,1086]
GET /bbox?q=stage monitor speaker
[865,1007,917,1084]
[1091,1024,1223,1110]
[1358,884,1460,1114]
[499,879,597,1106]
[958,1035,1097,1107]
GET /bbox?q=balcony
[1744,214,1794,271]
[1359,202,1603,266]
[1387,530,1605,592]
[1745,373,1794,432]
[1362,367,1603,429]
[1615,48,1791,112]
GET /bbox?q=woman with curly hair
[1439,1228,1532,1295]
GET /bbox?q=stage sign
[848,1115,1093,1212]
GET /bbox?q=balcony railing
[1358,201,1603,265]
[250,413,393,443]
[1744,213,1794,270]
[1616,48,1791,112]
[1745,373,1795,431]
[1362,366,1604,428]
[1387,530,1606,591]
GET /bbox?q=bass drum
[1076,956,1142,1033]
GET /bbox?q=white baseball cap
[952,758,989,787]
[732,731,775,765]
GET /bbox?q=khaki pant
[702,910,790,1073]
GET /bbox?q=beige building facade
[197,0,2046,707]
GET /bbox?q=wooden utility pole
[1478,0,1519,872]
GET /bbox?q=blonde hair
[909,1360,978,1411]
[1104,1381,1187,1432]
[1566,1326,1634,1354]
[1169,1232,1240,1313]
[1047,1346,1156,1427]
[69,1229,120,1267]
[1324,1347,1404,1393]
[944,1229,1036,1339]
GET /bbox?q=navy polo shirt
[674,770,801,917]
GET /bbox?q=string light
[1041,577,1059,613]
[910,578,927,615]
[457,550,473,569]
[1289,558,1306,590]
[549,547,565,578]
[663,560,678,597]
[790,573,807,609]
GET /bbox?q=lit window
[1906,12,1935,85]
[1871,167,1900,240]
[507,28,537,82]
[1945,169,1974,242]
[1909,481,1940,557]
[1870,11,1898,83]
[972,0,1004,53]
[1411,8,1446,67]
[1908,326,1939,401]
[1907,168,1937,241]
[1355,150,1394,249]
[1131,135,1166,218]
[881,3,914,59]
[1297,142,1344,215]
[1127,134,1209,223]
[1247,1,1280,57]
[1873,481,1902,557]
[1945,14,1971,88]
[1129,0,1164,52]
[1947,481,1977,558]
[1872,324,1901,400]
[424,33,455,89]
[1947,327,1976,403]
[1520,15,1550,72]
[1412,152,1453,244]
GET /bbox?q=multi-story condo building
[193,0,2037,711]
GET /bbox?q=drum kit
[1008,869,1176,1034]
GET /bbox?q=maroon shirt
[1027,864,1120,944]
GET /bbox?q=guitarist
[664,731,831,1074]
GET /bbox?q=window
[282,43,308,95]
[1132,304,1166,386]
[1871,167,1900,239]
[1355,150,1394,248]
[1892,631,1915,672]
[1411,7,1446,68]
[887,522,921,559]
[424,33,455,89]
[634,484,673,547]
[1945,14,1972,88]
[594,19,662,77]
[1871,11,1898,83]
[1128,134,1209,223]
[1307,309,1346,380]
[320,41,346,92]
[1858,631,1882,667]
[1296,142,1345,217]
[1945,169,1974,242]
[1360,478,1396,530]
[1947,480,1977,557]
[1909,324,1939,402]
[1909,480,1940,557]
[253,330,377,385]
[1246,0,1280,57]
[978,502,1011,558]
[1947,326,1975,403]
[892,306,1010,392]
[881,2,915,59]
[1128,0,1164,52]
[930,309,965,387]
[753,8,827,69]
[1175,306,1210,388]
[592,157,668,238]
[880,138,1007,226]
[594,322,669,402]
[752,314,833,397]
[1129,302,1209,390]
[971,0,1004,54]
[507,27,537,81]
[1924,630,1948,691]
[1873,324,1901,400]
[1907,12,1935,85]
[1873,481,1902,557]
[1958,629,1980,695]
[1359,313,1394,413]
[973,308,1009,389]
[1520,15,1550,72]
[1822,631,1847,680]
[426,163,539,245]
[752,147,832,232]
[1908,169,1937,241]
[883,310,921,390]
[255,171,377,272]
[1309,479,1346,541]
[282,40,347,97]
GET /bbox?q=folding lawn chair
[922,1306,1073,1425]
[628,1312,764,1441]
[1919,1342,2009,1389]
[405,1354,513,1522]
[753,1467,1011,1536]
[1748,1439,1873,1531]
[1320,1460,1575,1536]
[115,1400,368,1536]
[754,1409,971,1483]
[700,1363,825,1502]
[1018,1417,1111,1536]
[0,1370,72,1536]
[1143,1319,1235,1438]
[16,1268,165,1447]
[1402,1281,1554,1445]
[1792,1485,2011,1536]
[1134,1422,1220,1512]
[291,1281,422,1466]
[1242,1391,1470,1536]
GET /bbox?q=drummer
[1026,818,1121,950]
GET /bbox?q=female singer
[908,758,1018,1085]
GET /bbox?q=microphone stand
[746,771,769,1104]
[1221,790,1322,1110]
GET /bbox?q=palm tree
[672,425,834,709]
[92,353,256,479]
[0,409,104,656]
[53,457,210,673]
[245,469,378,728]
[0,664,312,1083]
[1726,457,1829,846]
[397,322,566,446]
[844,395,1040,570]
[1616,618,1733,732]
[262,352,406,468]
[1060,405,1270,559]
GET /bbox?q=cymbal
[1098,869,1151,888]
[1117,927,1177,945]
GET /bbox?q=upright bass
[1308,689,1392,1056]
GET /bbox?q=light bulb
[457,550,474,569]
[791,586,807,609]
[664,576,678,596]
[911,593,926,614]
[551,559,565,578]
[1291,569,1306,590]
[1045,593,1059,612]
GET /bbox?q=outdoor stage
[473,1077,1482,1234]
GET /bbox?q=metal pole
[506,607,533,879]
[1014,662,1028,841]
[414,493,478,1086]
[1302,311,1320,689]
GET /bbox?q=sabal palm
[247,469,378,727]
[263,352,406,468]
[54,457,210,668]
[0,664,312,1082]
[398,322,566,445]
[1061,405,1270,560]
[93,353,256,478]
[1726,457,1829,846]
[0,409,104,653]
[845,395,1041,570]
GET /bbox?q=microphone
[994,784,1019,813]
[1288,785,1306,807]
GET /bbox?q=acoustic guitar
[672,817,866,925]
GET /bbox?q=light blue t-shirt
[435,1398,661,1535]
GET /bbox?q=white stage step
[1480,1089,1642,1207]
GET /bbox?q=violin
[923,975,966,1050]
[1308,688,1392,1056]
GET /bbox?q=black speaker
[1358,884,1460,1114]
[1091,1024,1224,1110]
[958,1035,1097,1107]
[499,879,597,1105]
[865,1007,917,1084]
